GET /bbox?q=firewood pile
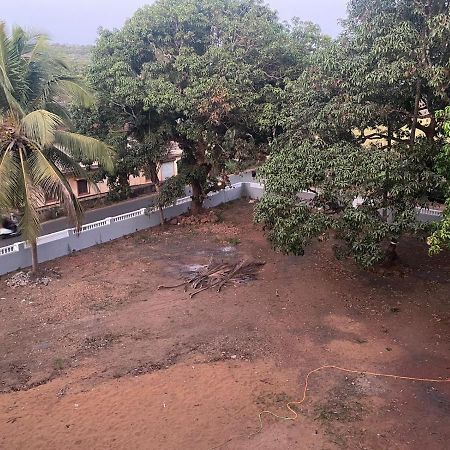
[158,259,265,298]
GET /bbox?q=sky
[1,0,348,45]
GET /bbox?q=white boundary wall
[0,182,443,276]
[0,182,250,276]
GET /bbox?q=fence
[416,207,445,221]
[0,181,443,276]
[0,182,250,276]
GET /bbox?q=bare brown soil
[1,200,449,450]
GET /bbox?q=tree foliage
[86,0,325,212]
[429,105,450,253]
[256,0,450,267]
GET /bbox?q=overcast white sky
[2,0,348,45]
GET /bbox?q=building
[40,142,183,209]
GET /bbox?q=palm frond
[10,26,28,55]
[54,130,115,172]
[44,146,90,178]
[45,146,101,194]
[43,101,72,123]
[22,38,70,110]
[50,56,71,72]
[20,109,64,147]
[23,59,53,108]
[17,145,41,243]
[0,23,14,93]
[29,74,92,113]
[29,145,84,230]
[0,24,16,112]
[26,34,50,63]
[0,142,21,212]
[0,22,26,115]
[56,77,94,108]
[0,81,24,115]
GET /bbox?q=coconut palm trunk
[30,240,38,274]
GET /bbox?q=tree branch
[357,133,406,144]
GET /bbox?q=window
[161,162,175,181]
[77,179,89,196]
[44,191,57,204]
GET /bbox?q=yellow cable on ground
[211,364,450,449]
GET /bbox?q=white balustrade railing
[0,243,19,256]
[112,209,146,223]
[79,218,110,232]
[416,207,443,217]
[0,182,444,260]
[175,196,191,205]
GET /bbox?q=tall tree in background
[256,0,450,267]
[87,0,325,213]
[0,24,114,273]
[429,105,450,254]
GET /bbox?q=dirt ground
[0,200,449,450]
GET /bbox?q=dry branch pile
[159,260,265,298]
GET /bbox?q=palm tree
[0,23,115,273]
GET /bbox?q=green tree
[429,105,450,254]
[71,102,172,224]
[256,0,450,267]
[0,24,114,273]
[88,0,321,214]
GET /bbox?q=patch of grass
[314,377,367,424]
[54,358,65,371]
[218,202,232,210]
[214,211,225,222]
[227,237,241,246]
[255,391,296,409]
[83,333,121,351]
[88,300,110,312]
[133,234,155,244]
[315,399,365,423]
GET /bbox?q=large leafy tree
[0,24,114,273]
[429,105,450,253]
[71,99,173,228]
[88,0,324,213]
[256,0,450,267]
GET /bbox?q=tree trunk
[147,162,165,226]
[384,240,398,267]
[382,120,392,223]
[155,183,165,226]
[30,240,38,274]
[190,142,211,215]
[425,114,437,142]
[191,179,204,215]
[382,176,389,222]
[409,78,422,148]
[383,120,398,264]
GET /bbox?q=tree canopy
[86,0,327,212]
[255,0,450,266]
[429,105,450,254]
